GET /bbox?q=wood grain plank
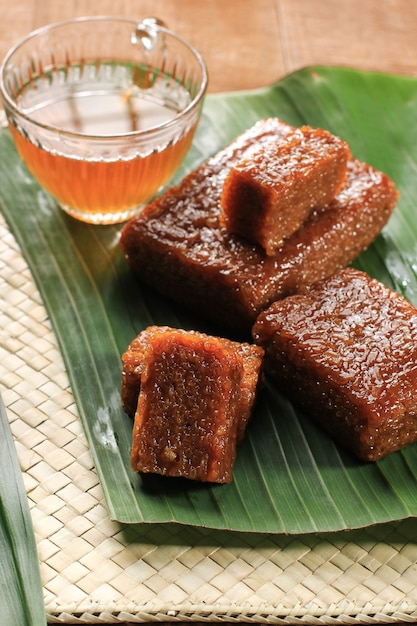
[0,0,284,93]
[277,0,417,77]
[0,4,35,66]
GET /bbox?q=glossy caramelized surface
[253,268,417,460]
[220,126,350,254]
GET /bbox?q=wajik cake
[124,326,264,483]
[120,118,398,334]
[252,268,417,461]
[220,126,350,254]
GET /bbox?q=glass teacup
[0,16,208,224]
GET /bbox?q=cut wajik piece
[252,268,417,462]
[221,126,351,254]
[122,326,264,444]
[127,327,264,483]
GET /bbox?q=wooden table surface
[1,1,416,624]
[1,0,417,95]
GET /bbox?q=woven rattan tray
[1,210,417,624]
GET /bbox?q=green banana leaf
[1,66,417,534]
[0,396,46,625]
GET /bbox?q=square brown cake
[220,126,350,254]
[252,268,417,461]
[126,327,264,482]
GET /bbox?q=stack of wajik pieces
[121,118,398,334]
[120,119,417,474]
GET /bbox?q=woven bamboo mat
[1,211,417,625]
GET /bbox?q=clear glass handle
[131,17,167,52]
